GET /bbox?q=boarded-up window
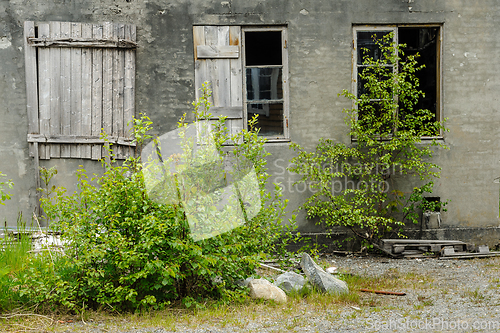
[24,21,136,160]
[193,26,244,138]
[193,26,289,140]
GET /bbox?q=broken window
[244,29,287,137]
[193,26,289,140]
[24,21,137,160]
[353,25,442,137]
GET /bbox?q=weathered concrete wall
[0,0,498,244]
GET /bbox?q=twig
[81,301,86,325]
[259,263,287,273]
[105,302,120,315]
[0,313,54,322]
[32,212,55,266]
[360,288,406,296]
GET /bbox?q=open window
[353,25,442,137]
[243,28,288,138]
[193,26,289,140]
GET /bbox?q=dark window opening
[244,29,285,137]
[424,196,441,212]
[356,31,391,65]
[245,31,282,66]
[399,27,439,125]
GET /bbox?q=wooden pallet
[378,239,471,258]
[377,239,500,259]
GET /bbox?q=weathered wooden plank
[123,24,136,158]
[439,253,500,260]
[196,45,239,59]
[128,25,137,157]
[37,23,51,159]
[60,22,72,158]
[70,22,82,158]
[49,21,61,158]
[204,26,218,108]
[203,27,219,133]
[81,23,93,159]
[229,26,243,137]
[216,26,231,108]
[24,21,39,158]
[33,142,41,216]
[380,239,467,245]
[193,26,207,101]
[102,22,114,158]
[91,24,103,160]
[28,37,137,48]
[27,134,136,146]
[113,23,125,159]
[229,26,242,108]
[205,106,243,119]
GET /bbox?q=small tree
[290,33,447,245]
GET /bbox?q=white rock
[326,267,338,274]
[248,278,287,303]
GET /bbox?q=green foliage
[0,216,32,312]
[290,33,447,244]
[0,172,13,205]
[30,89,293,311]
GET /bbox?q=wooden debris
[360,289,406,296]
[378,239,500,259]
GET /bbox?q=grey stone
[476,245,490,254]
[248,278,287,303]
[300,253,349,295]
[273,271,306,292]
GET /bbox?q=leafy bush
[0,172,13,206]
[30,93,292,311]
[290,33,447,245]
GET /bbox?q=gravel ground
[45,255,500,333]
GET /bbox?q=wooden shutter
[193,26,243,136]
[24,21,136,160]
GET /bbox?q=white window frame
[242,26,289,141]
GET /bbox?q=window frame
[352,24,443,139]
[242,26,290,141]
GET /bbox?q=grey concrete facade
[0,0,498,245]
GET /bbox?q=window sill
[350,136,445,144]
[221,138,290,146]
[264,138,291,144]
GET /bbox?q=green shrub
[32,94,293,311]
[290,33,447,245]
